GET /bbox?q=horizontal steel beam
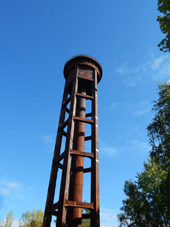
[70,150,94,158]
[76,92,93,100]
[77,74,94,82]
[73,116,94,124]
[86,112,92,118]
[85,135,92,141]
[65,200,94,209]
[83,167,92,173]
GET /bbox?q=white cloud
[115,61,130,76]
[4,182,22,189]
[115,53,170,86]
[109,102,117,110]
[16,194,24,199]
[100,207,118,227]
[132,101,151,116]
[151,55,168,70]
[125,139,149,154]
[133,110,146,116]
[0,179,22,196]
[100,144,117,157]
[99,138,149,159]
[0,188,10,195]
[114,61,140,87]
[41,134,54,144]
[152,63,170,81]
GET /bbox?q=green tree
[118,158,168,226]
[0,211,14,227]
[19,209,43,227]
[81,208,90,227]
[147,82,170,163]
[147,82,170,221]
[118,83,170,226]
[157,0,170,52]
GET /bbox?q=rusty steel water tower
[43,55,103,227]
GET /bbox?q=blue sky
[1,1,170,226]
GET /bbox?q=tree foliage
[157,0,170,52]
[0,211,14,227]
[148,82,170,163]
[118,159,169,226]
[81,208,90,227]
[19,209,43,227]
[1,208,90,227]
[118,83,170,226]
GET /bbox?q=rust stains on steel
[42,55,102,227]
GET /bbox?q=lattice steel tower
[43,55,102,227]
